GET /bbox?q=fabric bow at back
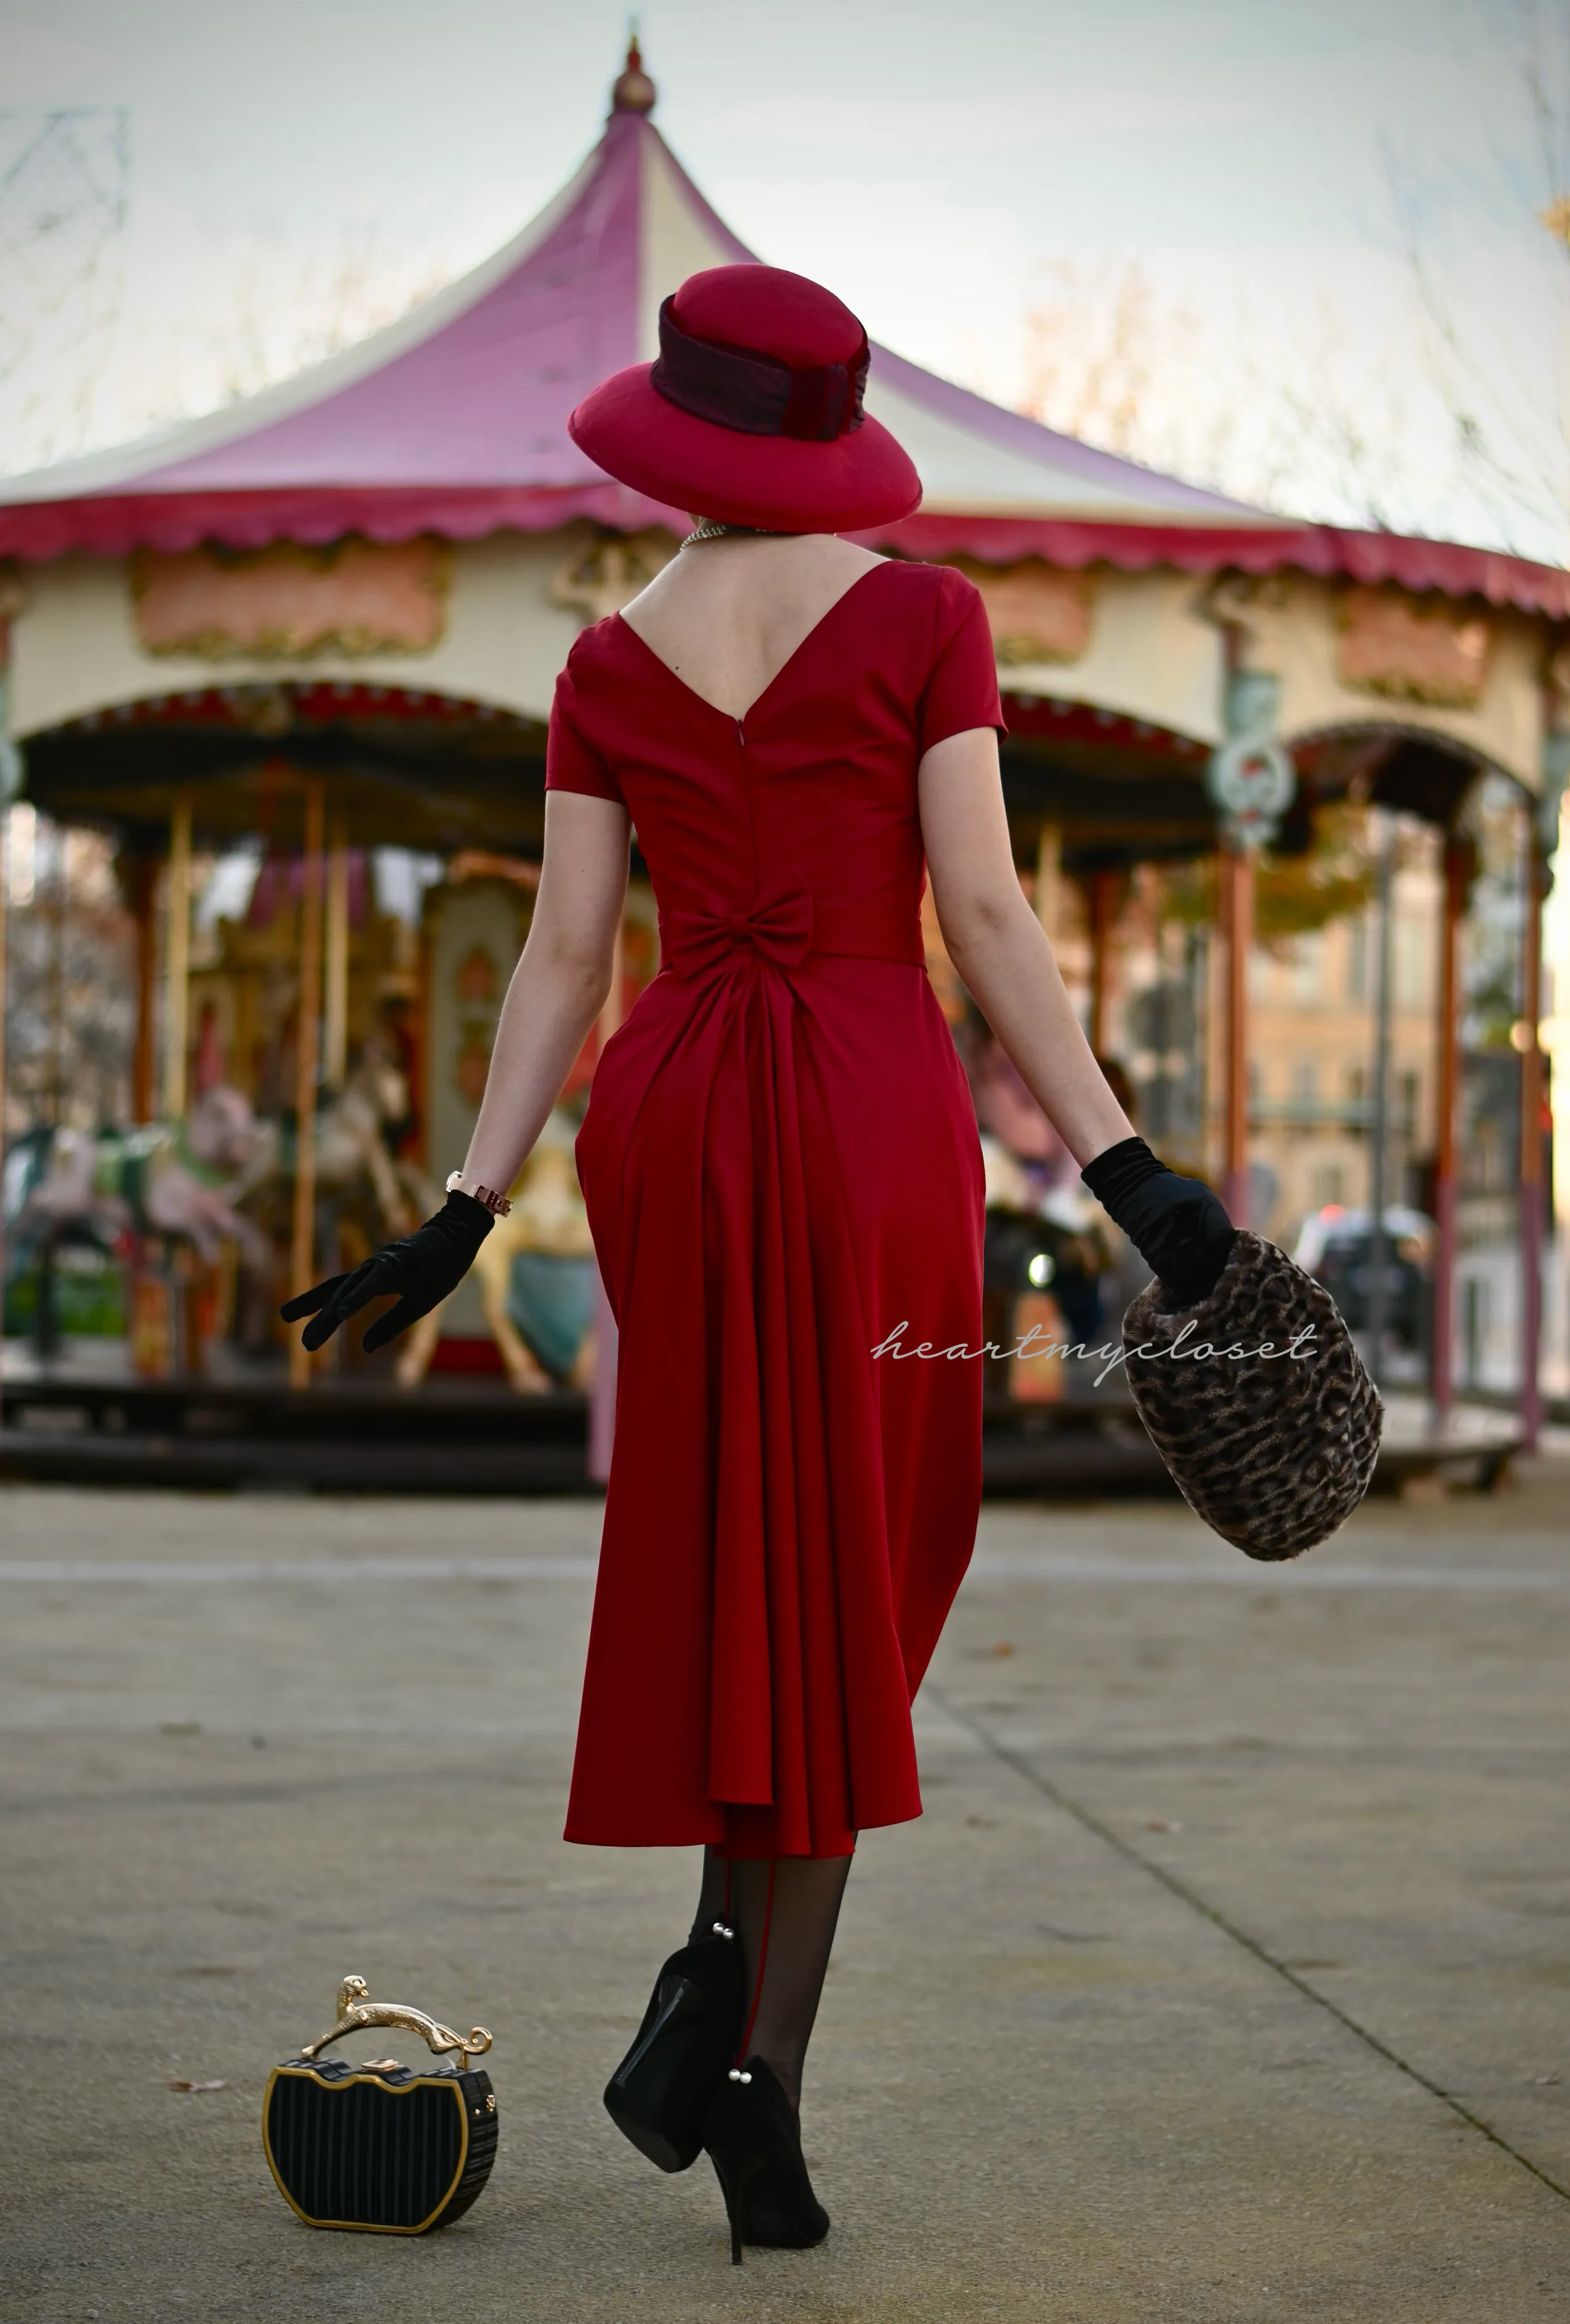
[661,885,814,983]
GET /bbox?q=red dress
[547,558,1003,1858]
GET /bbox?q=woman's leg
[688,1844,733,1944]
[691,1852,853,2115]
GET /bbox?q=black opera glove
[278,1191,494,1355]
[1080,1135,1236,1309]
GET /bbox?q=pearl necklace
[679,520,795,549]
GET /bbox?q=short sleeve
[918,570,1007,755]
[546,660,625,804]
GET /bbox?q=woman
[285,264,1233,2262]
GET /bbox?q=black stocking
[689,1846,854,2115]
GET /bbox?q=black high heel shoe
[700,2056,830,2265]
[603,1922,744,2173]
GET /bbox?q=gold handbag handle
[298,1975,494,2072]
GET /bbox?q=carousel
[0,41,1561,1489]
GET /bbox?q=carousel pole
[164,795,193,1120]
[323,802,350,1089]
[288,777,326,1391]
[47,816,66,1127]
[1430,834,1468,1421]
[1221,843,1253,1229]
[129,853,159,1122]
[587,911,626,1485]
[1519,816,1547,1451]
[1087,868,1118,1055]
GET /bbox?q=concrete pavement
[2,1468,1568,2322]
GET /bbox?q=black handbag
[263,1975,497,2234]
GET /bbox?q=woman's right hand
[279,1191,494,1354]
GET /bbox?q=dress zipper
[735,717,746,749]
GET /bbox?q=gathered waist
[658,883,925,983]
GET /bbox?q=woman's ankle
[749,2047,802,2116]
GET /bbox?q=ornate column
[1218,847,1255,1224]
[1364,810,1397,1381]
[1516,712,1568,1448]
[1430,833,1471,1418]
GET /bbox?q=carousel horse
[5,1085,273,1267]
[236,1053,438,1302]
[394,1115,598,1394]
[311,1053,437,1241]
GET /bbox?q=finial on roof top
[612,27,657,115]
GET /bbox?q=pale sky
[2,0,1566,560]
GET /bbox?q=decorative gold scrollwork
[548,530,676,625]
[131,538,451,661]
[950,555,1095,667]
[1335,585,1490,710]
[300,1975,494,2071]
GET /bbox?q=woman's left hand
[1081,1136,1236,1307]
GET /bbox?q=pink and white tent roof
[2,50,1566,617]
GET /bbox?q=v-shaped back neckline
[613,557,894,728]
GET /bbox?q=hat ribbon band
[650,297,868,443]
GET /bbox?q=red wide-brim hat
[569,264,923,533]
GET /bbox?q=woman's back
[618,532,885,722]
[548,554,1000,952]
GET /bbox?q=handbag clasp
[298,1975,494,2072]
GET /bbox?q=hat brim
[569,365,923,533]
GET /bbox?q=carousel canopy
[3,44,1566,617]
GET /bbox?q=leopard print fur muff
[1121,1230,1382,1560]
